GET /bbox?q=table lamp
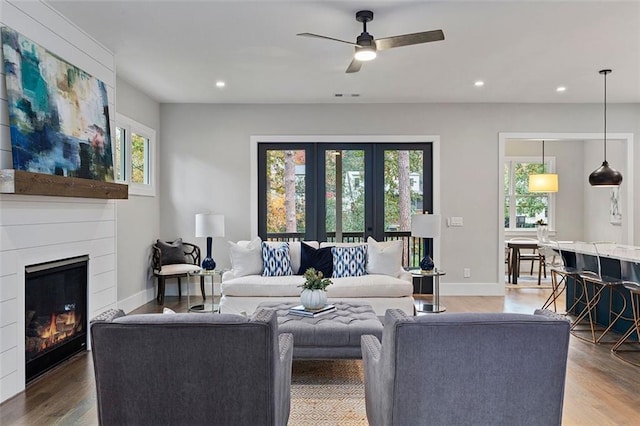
[411,214,441,271]
[195,213,225,270]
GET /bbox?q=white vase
[300,289,327,310]
[536,225,549,243]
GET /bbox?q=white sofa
[220,239,415,315]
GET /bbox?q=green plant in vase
[299,268,332,309]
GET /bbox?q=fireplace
[25,256,89,383]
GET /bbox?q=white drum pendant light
[529,140,558,193]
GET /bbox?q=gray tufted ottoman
[257,301,383,359]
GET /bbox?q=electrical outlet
[463,268,471,278]
[449,217,464,227]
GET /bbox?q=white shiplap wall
[0,0,117,403]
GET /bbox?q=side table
[411,269,446,313]
[186,269,222,313]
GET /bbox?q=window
[258,142,433,268]
[115,114,156,196]
[504,156,555,231]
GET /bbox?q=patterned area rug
[289,359,367,425]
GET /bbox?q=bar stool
[611,261,640,367]
[570,242,630,344]
[540,241,582,313]
[610,281,640,366]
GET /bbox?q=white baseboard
[118,282,222,313]
[162,281,221,297]
[118,287,155,313]
[440,282,505,296]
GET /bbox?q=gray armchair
[90,308,293,426]
[361,310,570,426]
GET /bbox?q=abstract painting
[1,27,114,181]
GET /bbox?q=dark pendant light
[588,69,623,186]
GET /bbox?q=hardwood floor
[2,289,640,425]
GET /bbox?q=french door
[257,142,433,264]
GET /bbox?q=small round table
[411,269,446,313]
[186,269,222,313]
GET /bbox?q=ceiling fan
[297,10,445,73]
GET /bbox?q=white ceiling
[47,0,640,104]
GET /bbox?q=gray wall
[159,102,639,291]
[115,77,161,308]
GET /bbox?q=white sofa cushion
[228,237,263,277]
[221,274,412,298]
[222,275,305,297]
[366,237,403,276]
[327,275,413,298]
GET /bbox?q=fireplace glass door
[25,256,88,383]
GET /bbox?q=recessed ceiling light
[556,86,566,92]
[474,81,484,87]
[215,81,225,88]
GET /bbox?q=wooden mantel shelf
[0,170,128,199]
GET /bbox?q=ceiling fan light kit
[588,69,623,187]
[297,9,444,73]
[354,46,376,61]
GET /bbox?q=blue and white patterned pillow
[262,243,293,277]
[331,245,367,278]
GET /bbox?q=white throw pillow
[366,236,403,276]
[228,237,263,277]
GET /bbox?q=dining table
[506,239,540,284]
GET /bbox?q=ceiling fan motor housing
[357,32,375,48]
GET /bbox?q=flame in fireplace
[27,310,82,355]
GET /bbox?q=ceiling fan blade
[375,29,445,51]
[345,59,362,73]
[297,32,359,47]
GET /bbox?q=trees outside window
[115,114,156,196]
[504,157,555,229]
[259,143,431,242]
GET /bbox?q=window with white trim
[504,156,555,231]
[115,114,156,196]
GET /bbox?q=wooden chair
[509,237,546,284]
[152,240,204,304]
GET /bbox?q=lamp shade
[589,161,623,186]
[411,214,441,238]
[529,173,559,193]
[195,214,225,238]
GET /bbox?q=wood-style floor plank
[1,289,639,425]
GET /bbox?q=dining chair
[508,237,546,284]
